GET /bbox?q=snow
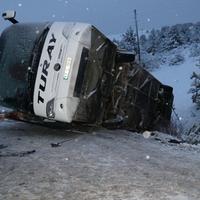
[143,131,152,139]
[1,120,200,199]
[152,47,200,131]
[35,30,40,34]
[0,106,12,113]
[145,155,150,160]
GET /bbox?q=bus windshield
[0,22,50,111]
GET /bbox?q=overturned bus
[0,18,173,131]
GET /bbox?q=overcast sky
[0,0,200,35]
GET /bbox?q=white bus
[0,12,173,131]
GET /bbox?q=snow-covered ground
[0,120,200,200]
[152,47,200,132]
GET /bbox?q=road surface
[0,120,200,200]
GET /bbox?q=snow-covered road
[0,120,200,200]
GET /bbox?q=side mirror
[2,10,18,24]
[2,10,16,19]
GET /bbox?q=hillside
[110,22,200,134]
[152,46,200,132]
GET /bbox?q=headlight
[46,98,55,118]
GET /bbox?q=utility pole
[134,9,141,62]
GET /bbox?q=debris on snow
[168,139,183,144]
[0,150,36,157]
[0,144,8,149]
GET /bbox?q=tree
[145,29,159,54]
[118,26,137,51]
[189,22,200,43]
[190,67,200,108]
[140,34,147,50]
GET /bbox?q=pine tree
[190,66,200,108]
[119,26,137,51]
[190,22,200,43]
[146,29,159,54]
[140,34,147,50]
